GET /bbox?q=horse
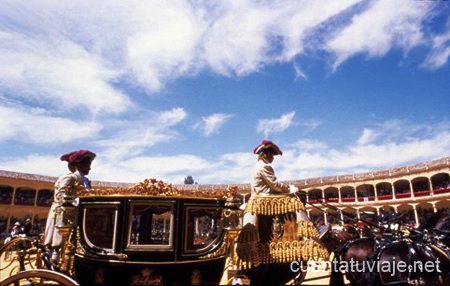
[358,238,450,286]
[324,214,447,286]
[330,210,450,286]
[329,236,379,286]
[330,235,450,286]
[417,210,450,248]
[360,211,450,286]
[319,224,360,254]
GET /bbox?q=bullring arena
[0,156,449,285]
[1,157,449,240]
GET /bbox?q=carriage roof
[77,178,238,200]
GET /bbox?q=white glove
[289,185,298,193]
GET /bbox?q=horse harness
[368,239,448,285]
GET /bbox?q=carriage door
[127,201,175,250]
[82,203,119,253]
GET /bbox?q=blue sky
[0,0,449,185]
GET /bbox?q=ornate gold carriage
[0,178,329,285]
[74,179,232,285]
[0,179,238,285]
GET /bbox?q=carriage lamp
[55,195,77,228]
[221,195,244,281]
[221,195,243,231]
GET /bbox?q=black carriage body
[74,195,227,285]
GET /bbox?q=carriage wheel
[0,240,16,271]
[0,269,79,286]
[0,237,37,274]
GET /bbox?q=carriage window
[128,202,174,250]
[184,206,222,253]
[83,205,118,252]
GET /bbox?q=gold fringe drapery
[236,239,329,268]
[245,195,305,216]
[236,223,260,269]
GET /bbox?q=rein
[315,198,386,233]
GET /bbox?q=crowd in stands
[36,190,53,206]
[377,188,392,196]
[0,188,54,206]
[309,206,448,229]
[1,216,47,244]
[0,189,12,203]
[434,180,449,190]
[308,192,322,201]
[305,185,443,201]
[13,190,37,205]
[312,186,445,198]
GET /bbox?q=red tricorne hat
[60,151,78,162]
[68,150,96,164]
[253,140,283,156]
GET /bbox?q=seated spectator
[20,218,32,237]
[4,222,21,243]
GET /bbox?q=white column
[412,205,419,227]
[373,184,378,201]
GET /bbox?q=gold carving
[199,233,227,259]
[79,178,238,199]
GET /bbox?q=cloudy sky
[0,0,449,185]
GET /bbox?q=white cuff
[289,185,298,193]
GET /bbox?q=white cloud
[125,1,203,92]
[274,0,361,61]
[289,139,328,151]
[1,0,446,100]
[0,0,369,98]
[201,1,274,76]
[326,0,430,69]
[299,119,321,131]
[357,128,379,145]
[0,154,68,177]
[293,61,308,80]
[423,28,450,69]
[95,154,217,184]
[201,1,362,75]
[0,104,102,144]
[257,111,296,138]
[1,120,448,185]
[157,108,188,127]
[195,113,234,136]
[278,120,450,181]
[0,32,131,115]
[96,108,187,160]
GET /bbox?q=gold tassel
[254,239,329,265]
[297,220,320,239]
[245,195,305,216]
